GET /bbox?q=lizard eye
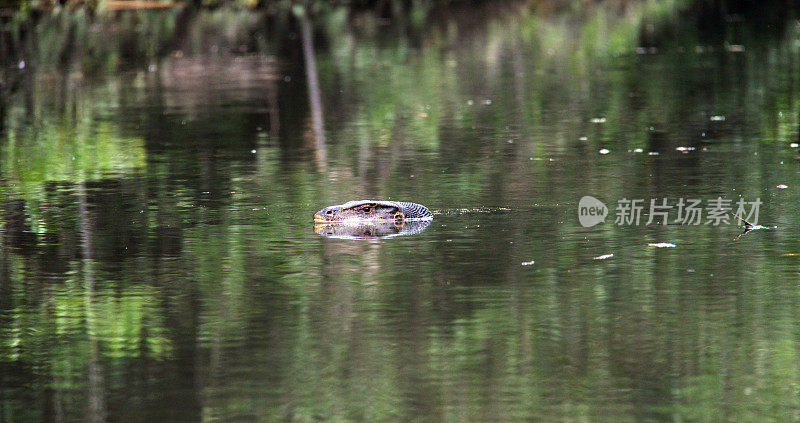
[363,207,372,213]
[326,210,333,214]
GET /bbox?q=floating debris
[731,213,778,241]
[648,152,660,156]
[599,149,610,155]
[591,117,607,124]
[725,44,745,53]
[467,100,474,105]
[777,184,789,189]
[483,99,492,105]
[594,254,614,260]
[521,260,535,266]
[675,146,696,152]
[579,136,588,141]
[710,115,726,121]
[791,143,799,148]
[633,148,644,153]
[106,0,178,10]
[649,243,677,248]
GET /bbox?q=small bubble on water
[790,143,799,148]
[148,64,157,72]
[467,100,474,105]
[599,149,610,155]
[251,149,257,154]
[483,99,492,105]
[777,184,788,189]
[18,61,25,69]
[579,136,588,141]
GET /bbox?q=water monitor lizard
[313,200,433,223]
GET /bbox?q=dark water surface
[2,3,800,421]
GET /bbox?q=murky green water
[2,2,800,421]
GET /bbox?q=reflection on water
[314,219,432,239]
[2,1,800,421]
